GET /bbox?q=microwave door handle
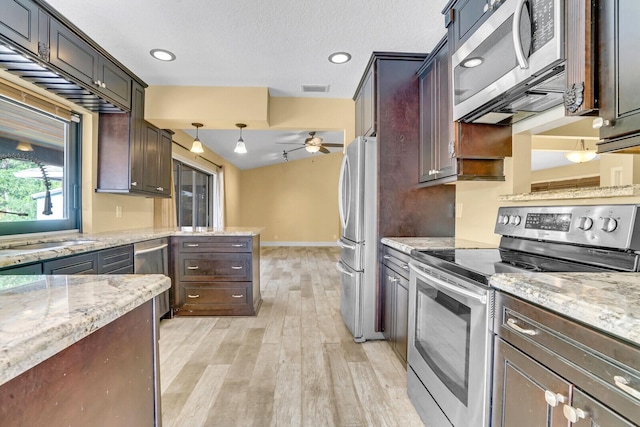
[409,262,487,305]
[513,0,529,69]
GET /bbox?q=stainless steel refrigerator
[336,136,384,342]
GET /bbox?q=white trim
[260,241,339,247]
[172,152,218,175]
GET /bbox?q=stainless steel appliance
[134,238,170,319]
[336,136,384,342]
[452,0,565,124]
[407,204,640,427]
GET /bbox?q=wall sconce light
[234,123,247,154]
[564,139,597,163]
[190,123,204,153]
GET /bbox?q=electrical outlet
[115,205,122,218]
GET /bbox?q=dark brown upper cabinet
[97,81,172,198]
[595,0,640,154]
[49,19,131,109]
[418,37,512,186]
[354,66,375,137]
[0,0,40,55]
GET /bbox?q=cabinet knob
[186,243,199,247]
[231,294,244,298]
[186,266,199,270]
[592,117,612,129]
[131,181,138,186]
[563,405,587,423]
[387,275,398,283]
[187,294,200,298]
[544,390,566,407]
[156,187,164,191]
[231,266,243,270]
[231,244,244,247]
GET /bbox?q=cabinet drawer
[178,253,251,281]
[381,245,410,279]
[43,252,98,275]
[98,244,133,274]
[178,237,252,253]
[182,283,250,306]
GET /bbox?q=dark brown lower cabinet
[171,236,261,316]
[381,245,410,365]
[0,300,157,426]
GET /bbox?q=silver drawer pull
[187,266,199,270]
[231,266,243,270]
[387,275,398,283]
[506,318,538,336]
[401,263,409,270]
[563,405,587,423]
[383,255,392,259]
[186,243,199,247]
[614,376,640,400]
[231,244,244,247]
[187,294,200,298]
[544,390,566,407]
[231,294,244,298]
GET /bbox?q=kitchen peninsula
[0,274,170,426]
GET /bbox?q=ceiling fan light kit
[234,123,248,154]
[190,122,205,153]
[305,145,321,153]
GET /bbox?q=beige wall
[239,153,342,243]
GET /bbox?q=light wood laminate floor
[159,246,424,427]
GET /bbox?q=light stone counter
[0,227,264,269]
[490,272,640,347]
[381,237,496,255]
[0,274,170,386]
[497,184,640,202]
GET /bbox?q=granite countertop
[490,272,640,347]
[498,184,640,202]
[381,237,496,254]
[0,226,264,269]
[0,274,170,387]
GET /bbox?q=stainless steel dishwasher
[134,238,170,319]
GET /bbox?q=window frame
[0,97,81,236]
[173,158,216,228]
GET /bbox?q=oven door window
[415,277,471,405]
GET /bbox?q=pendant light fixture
[564,139,597,163]
[234,123,247,154]
[190,123,204,153]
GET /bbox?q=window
[173,160,216,227]
[0,96,80,236]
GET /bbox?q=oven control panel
[495,205,640,250]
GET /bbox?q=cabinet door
[129,81,146,191]
[43,252,98,275]
[419,63,436,183]
[49,19,98,88]
[570,388,637,427]
[492,338,570,427]
[0,0,39,54]
[381,265,395,341]
[143,123,160,194]
[156,129,172,196]
[355,68,375,137]
[97,57,131,109]
[598,0,640,141]
[0,263,42,275]
[394,278,409,364]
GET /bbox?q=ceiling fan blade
[285,146,307,153]
[319,146,330,154]
[321,143,343,147]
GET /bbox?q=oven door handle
[409,262,487,305]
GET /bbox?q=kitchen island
[0,274,170,426]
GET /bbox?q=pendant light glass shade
[564,139,596,163]
[234,123,248,154]
[190,123,204,153]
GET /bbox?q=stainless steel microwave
[452,0,565,123]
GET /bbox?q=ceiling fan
[276,131,343,154]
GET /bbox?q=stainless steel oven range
[407,204,640,427]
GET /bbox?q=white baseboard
[260,241,338,247]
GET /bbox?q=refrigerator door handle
[337,239,356,250]
[335,261,354,277]
[338,154,351,231]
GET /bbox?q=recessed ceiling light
[328,52,351,64]
[150,49,176,62]
[461,57,483,68]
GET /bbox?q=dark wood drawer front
[178,237,251,253]
[182,284,250,306]
[98,245,133,274]
[179,253,251,282]
[43,252,98,275]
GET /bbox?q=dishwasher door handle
[134,243,168,256]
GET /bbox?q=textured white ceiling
[43,0,449,169]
